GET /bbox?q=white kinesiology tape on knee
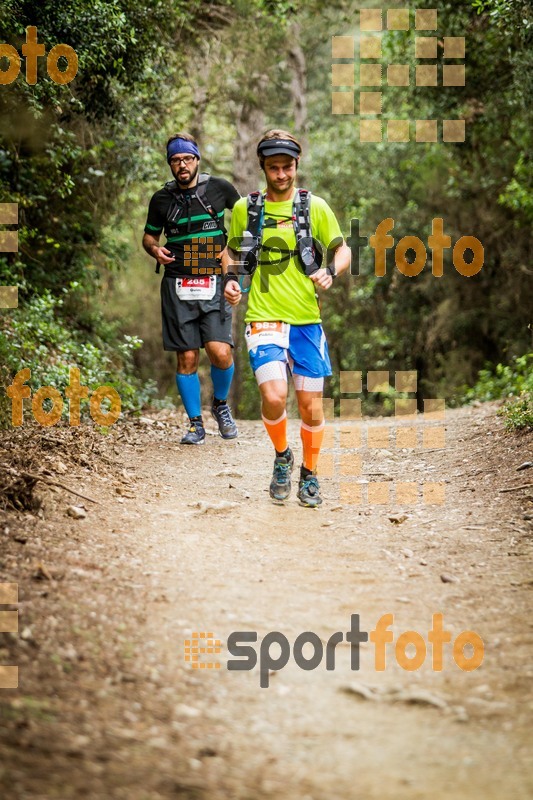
[255,360,288,386]
[293,374,324,392]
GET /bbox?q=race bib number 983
[245,321,290,351]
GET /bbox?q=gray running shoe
[180,420,206,445]
[269,449,295,502]
[297,473,323,508]
[211,402,238,439]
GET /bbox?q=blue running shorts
[248,323,332,378]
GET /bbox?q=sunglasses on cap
[257,139,301,159]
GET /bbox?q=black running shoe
[180,420,206,445]
[297,472,323,507]
[269,448,295,502]
[211,402,238,439]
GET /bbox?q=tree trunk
[186,44,213,148]
[287,21,308,183]
[232,89,266,196]
[229,88,266,414]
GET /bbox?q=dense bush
[462,354,533,431]
[0,286,157,427]
[463,355,533,403]
[0,0,530,428]
[498,394,533,432]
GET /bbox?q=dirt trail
[0,404,532,799]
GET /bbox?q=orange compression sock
[262,411,288,453]
[300,420,325,472]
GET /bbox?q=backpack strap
[292,188,322,274]
[240,188,322,279]
[164,173,226,239]
[194,175,228,242]
[157,174,227,276]
[247,191,264,237]
[163,177,192,225]
[241,191,265,274]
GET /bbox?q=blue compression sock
[211,363,235,403]
[176,372,202,419]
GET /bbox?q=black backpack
[154,173,227,274]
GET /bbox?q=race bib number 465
[176,276,216,300]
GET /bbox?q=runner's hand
[224,280,242,305]
[309,268,333,290]
[153,246,175,264]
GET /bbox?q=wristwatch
[326,264,337,279]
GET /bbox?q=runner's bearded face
[263,155,297,194]
[169,154,199,187]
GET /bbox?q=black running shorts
[160,275,233,352]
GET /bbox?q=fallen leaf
[389,514,408,525]
[32,563,52,580]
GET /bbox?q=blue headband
[167,138,201,163]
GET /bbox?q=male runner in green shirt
[224,130,351,507]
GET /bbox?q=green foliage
[499,155,533,223]
[0,0,303,423]
[462,352,533,432]
[498,393,533,431]
[0,287,157,427]
[1,0,530,425]
[301,0,532,406]
[0,0,201,416]
[463,354,533,403]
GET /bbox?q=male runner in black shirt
[143,133,240,444]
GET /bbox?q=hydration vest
[154,173,227,274]
[242,188,322,275]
